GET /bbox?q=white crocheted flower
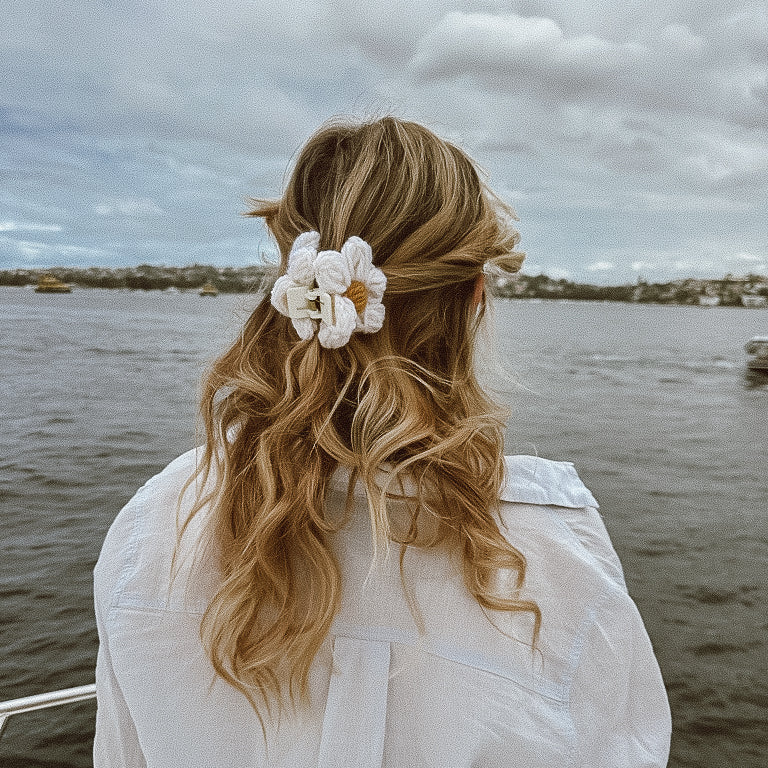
[271,232,386,349]
[270,231,321,341]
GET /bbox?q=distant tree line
[2,265,767,306]
[0,264,272,293]
[490,272,768,307]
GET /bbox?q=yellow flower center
[344,280,368,313]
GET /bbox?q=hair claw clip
[286,287,336,326]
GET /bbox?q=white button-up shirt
[94,449,671,767]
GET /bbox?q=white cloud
[413,12,648,85]
[546,267,572,281]
[0,220,62,233]
[0,236,110,262]
[411,9,766,131]
[654,23,705,54]
[623,241,768,281]
[726,252,763,263]
[93,198,166,218]
[586,261,616,272]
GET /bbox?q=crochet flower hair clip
[270,231,387,349]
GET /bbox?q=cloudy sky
[2,0,766,283]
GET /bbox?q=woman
[94,117,671,767]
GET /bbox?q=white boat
[745,336,768,371]
[741,294,768,308]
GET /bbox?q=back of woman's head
[187,116,538,715]
[256,116,522,376]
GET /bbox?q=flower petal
[270,274,296,315]
[342,236,373,275]
[358,298,386,333]
[292,316,317,341]
[315,249,353,294]
[285,231,320,285]
[287,248,316,285]
[318,296,357,348]
[293,231,320,251]
[364,265,387,300]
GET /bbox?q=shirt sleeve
[569,587,671,767]
[93,602,147,768]
[93,495,148,768]
[557,505,627,591]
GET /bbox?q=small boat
[199,281,219,296]
[34,273,72,293]
[745,336,768,371]
[741,294,768,308]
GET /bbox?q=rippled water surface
[1,288,766,767]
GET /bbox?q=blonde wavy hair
[184,116,540,714]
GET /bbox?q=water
[1,287,766,767]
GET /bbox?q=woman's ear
[472,274,485,308]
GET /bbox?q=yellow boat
[35,273,72,293]
[199,281,219,296]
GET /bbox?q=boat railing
[0,683,96,739]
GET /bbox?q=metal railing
[0,684,96,739]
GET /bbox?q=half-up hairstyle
[183,116,539,714]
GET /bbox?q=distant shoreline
[2,265,767,308]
